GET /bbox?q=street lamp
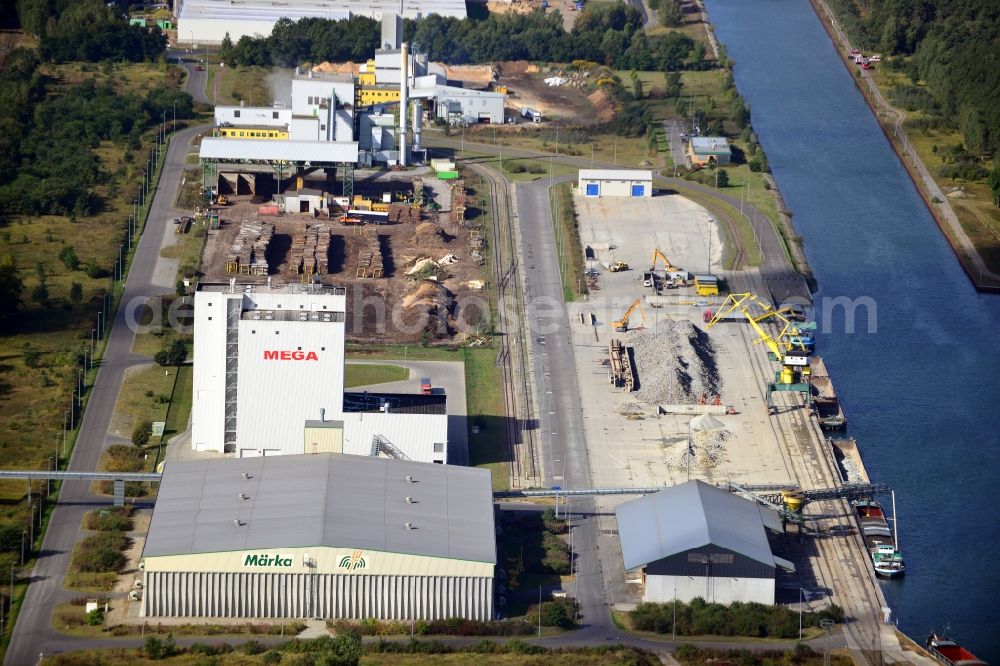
[821,619,836,666]
[799,587,805,640]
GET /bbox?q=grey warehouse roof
[144,454,495,563]
[615,480,790,572]
[199,138,359,164]
[179,0,467,22]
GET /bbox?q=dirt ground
[496,63,599,120]
[199,172,488,345]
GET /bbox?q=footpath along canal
[705,0,1000,658]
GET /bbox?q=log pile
[225,221,274,275]
[356,226,384,278]
[287,223,332,276]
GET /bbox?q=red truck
[420,378,432,395]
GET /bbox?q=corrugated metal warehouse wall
[142,571,493,620]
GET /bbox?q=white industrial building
[192,282,449,463]
[140,454,495,619]
[615,480,794,605]
[192,283,347,457]
[176,0,467,45]
[578,169,653,198]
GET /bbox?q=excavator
[650,248,682,274]
[706,293,811,410]
[613,298,646,332]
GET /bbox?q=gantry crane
[613,298,646,332]
[725,481,890,535]
[650,248,683,274]
[706,293,811,410]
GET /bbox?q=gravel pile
[663,429,729,470]
[836,450,864,484]
[627,320,722,405]
[616,400,648,415]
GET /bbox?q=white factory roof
[689,137,731,155]
[178,0,467,22]
[199,138,359,163]
[615,480,793,572]
[578,169,653,181]
[144,454,495,563]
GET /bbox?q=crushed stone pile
[663,429,729,470]
[626,320,722,405]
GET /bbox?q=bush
[131,419,152,447]
[154,338,188,366]
[632,599,846,639]
[72,531,127,573]
[85,507,134,532]
[527,598,577,629]
[85,608,104,625]
[144,634,178,659]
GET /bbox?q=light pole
[821,619,835,666]
[537,585,542,637]
[799,587,804,640]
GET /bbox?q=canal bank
[704,0,1000,659]
[808,0,1000,294]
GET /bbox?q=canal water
[704,0,1000,656]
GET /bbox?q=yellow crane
[613,298,646,332]
[706,293,811,410]
[650,248,682,274]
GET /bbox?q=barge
[810,357,846,430]
[854,497,905,577]
[926,633,989,666]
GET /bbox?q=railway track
[469,164,538,486]
[730,303,890,664]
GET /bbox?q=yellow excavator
[650,248,682,274]
[613,298,646,332]
[607,261,629,272]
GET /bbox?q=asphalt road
[514,177,616,640]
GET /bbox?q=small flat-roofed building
[140,454,495,619]
[615,480,793,605]
[577,169,653,198]
[687,137,732,167]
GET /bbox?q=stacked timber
[226,221,273,275]
[356,226,384,278]
[288,224,333,276]
[388,203,420,223]
[450,180,466,225]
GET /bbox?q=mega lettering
[262,351,320,361]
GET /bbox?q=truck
[520,107,542,123]
[420,378,432,395]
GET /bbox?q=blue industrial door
[631,184,645,196]
[586,183,599,196]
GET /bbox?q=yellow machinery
[613,298,646,332]
[694,274,720,296]
[706,293,811,410]
[216,194,229,205]
[608,261,629,272]
[650,248,682,274]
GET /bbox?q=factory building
[578,170,653,198]
[176,0,467,45]
[615,480,794,605]
[191,283,347,457]
[140,454,495,620]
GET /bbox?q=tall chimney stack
[399,42,409,167]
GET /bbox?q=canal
[704,0,1000,657]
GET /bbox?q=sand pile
[663,429,729,470]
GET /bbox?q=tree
[659,0,683,27]
[664,71,683,98]
[132,420,153,447]
[70,281,83,305]
[30,280,48,306]
[708,119,725,137]
[959,105,987,157]
[58,245,80,270]
[989,165,1000,207]
[716,169,729,188]
[154,338,188,366]
[0,254,23,314]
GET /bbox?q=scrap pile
[356,226,384,278]
[450,180,466,225]
[388,203,420,223]
[663,429,729,471]
[469,230,485,266]
[225,221,273,275]
[626,320,722,405]
[287,224,332,276]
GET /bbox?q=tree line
[16,0,166,62]
[0,49,193,219]
[220,5,702,72]
[827,0,1000,160]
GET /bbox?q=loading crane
[706,293,811,410]
[613,298,646,332]
[650,248,683,274]
[725,481,891,534]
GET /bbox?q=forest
[826,0,1000,159]
[220,5,701,73]
[0,48,192,218]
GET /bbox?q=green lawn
[344,364,409,388]
[550,182,588,301]
[108,364,175,440]
[215,65,278,106]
